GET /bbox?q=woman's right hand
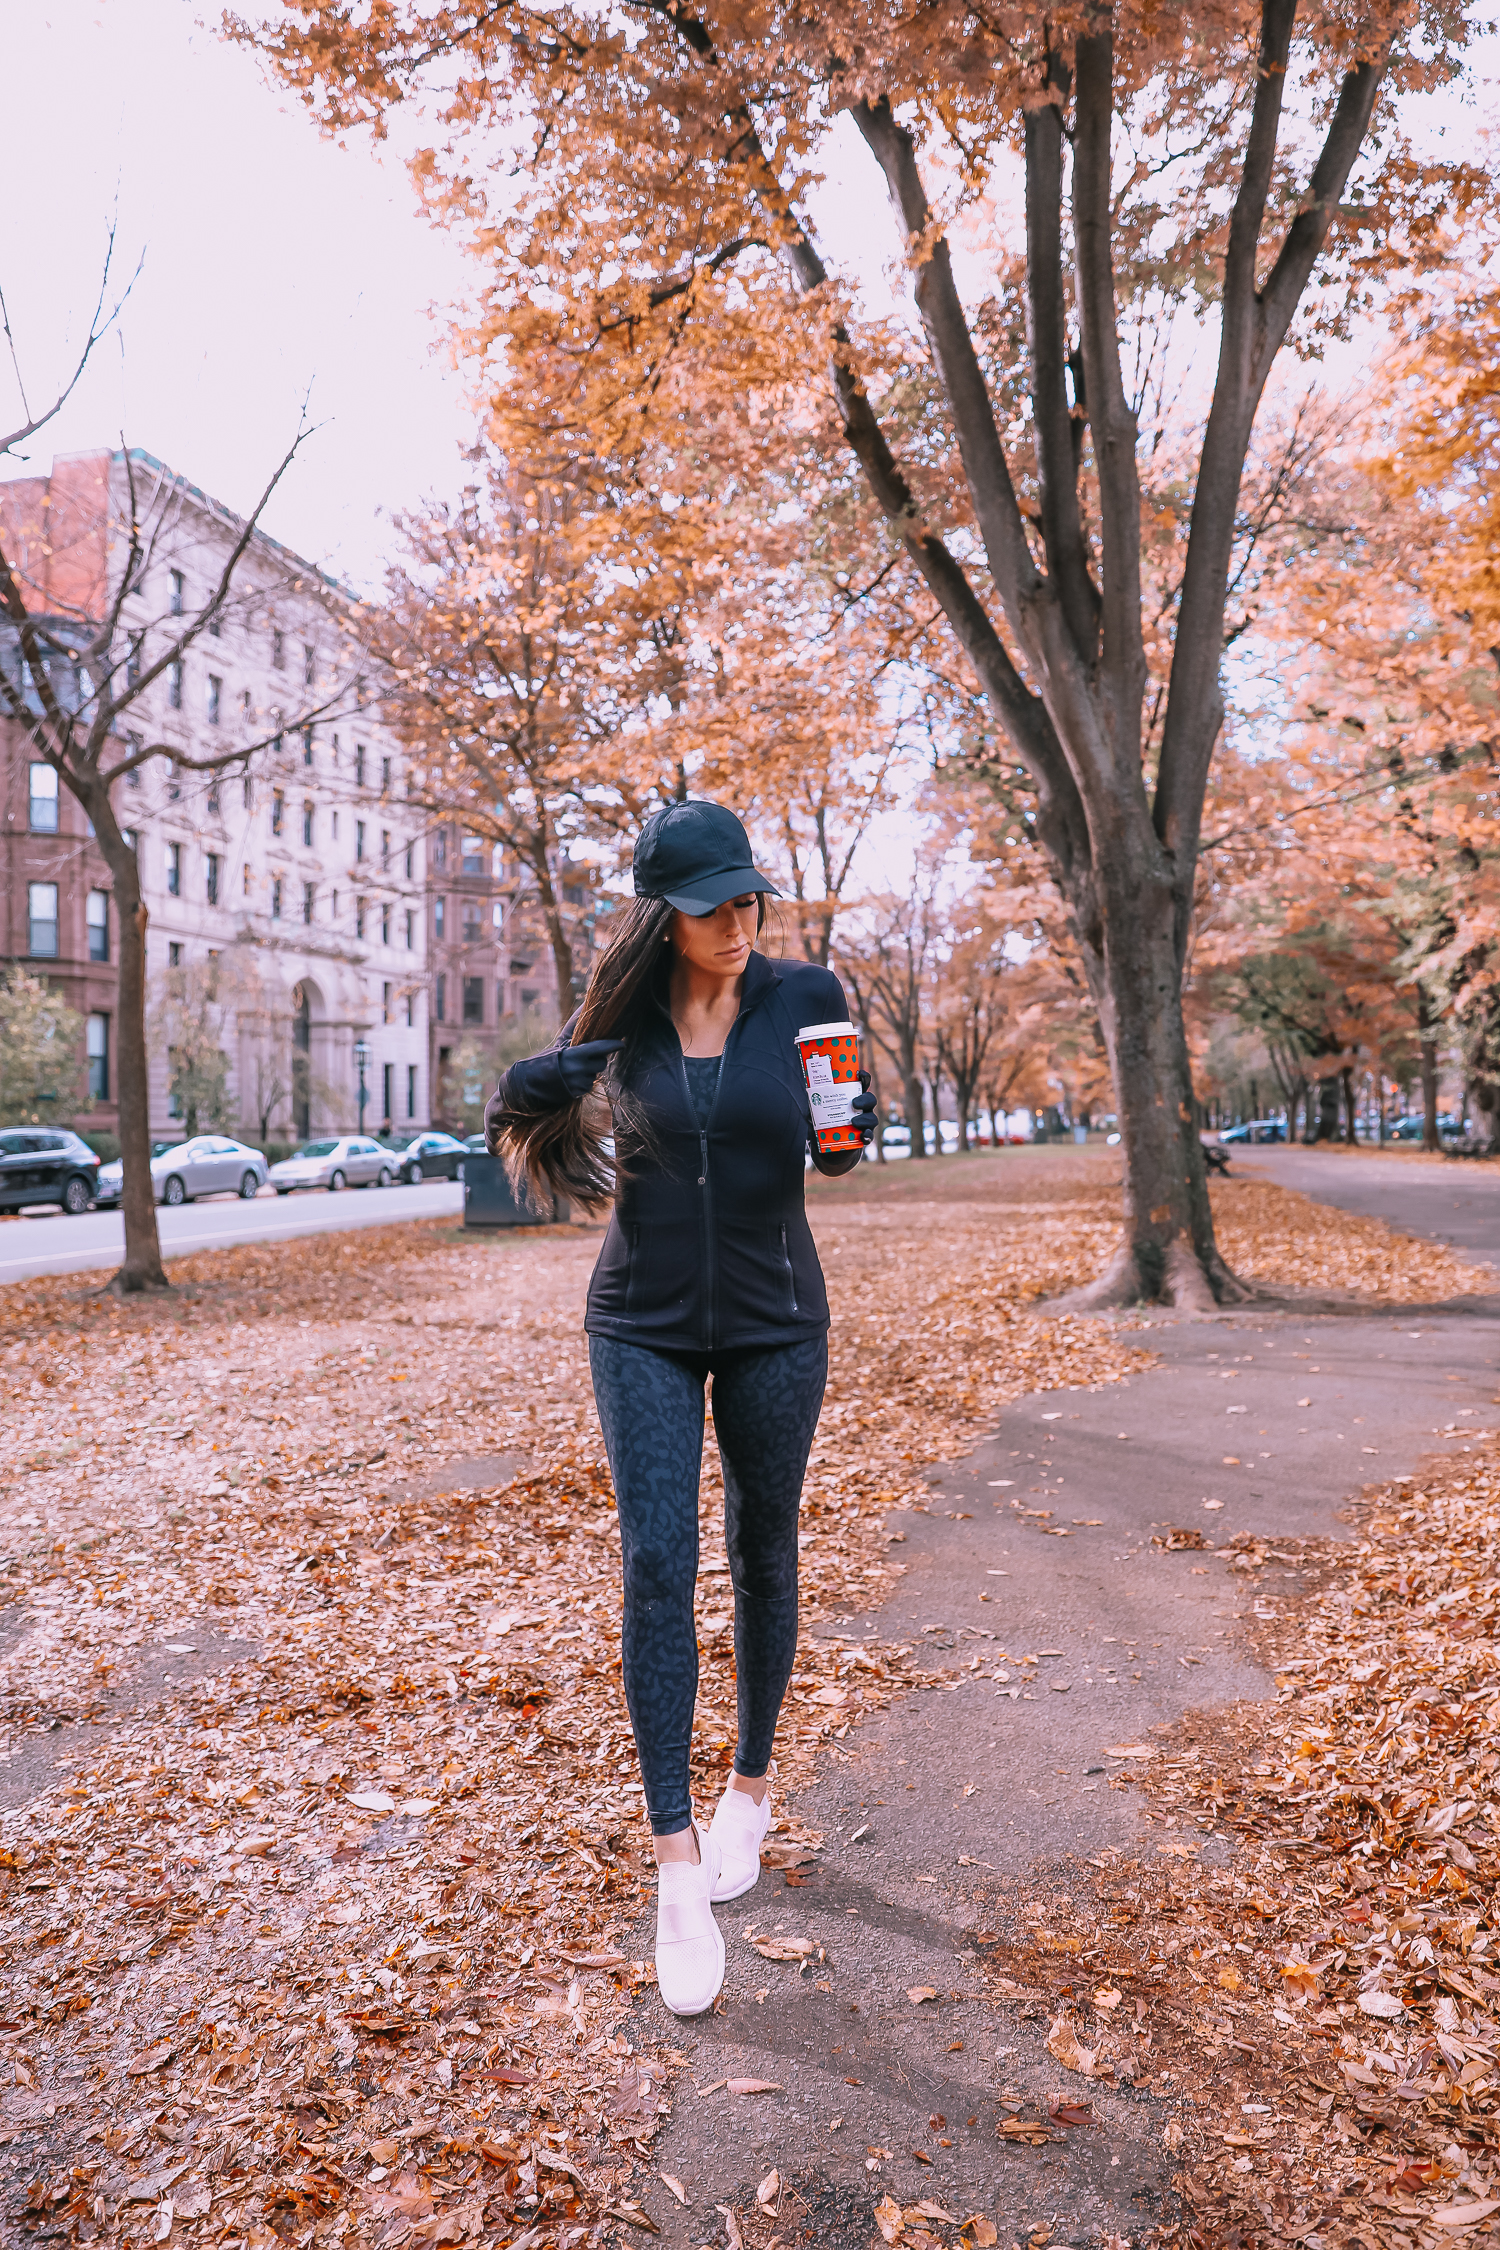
[558,1038,624,1099]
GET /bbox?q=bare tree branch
[0,219,143,458]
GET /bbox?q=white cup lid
[796,1021,855,1040]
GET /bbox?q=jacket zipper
[779,1222,799,1316]
[678,1029,740,1351]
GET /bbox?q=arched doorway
[292,983,311,1139]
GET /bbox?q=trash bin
[463,1154,570,1229]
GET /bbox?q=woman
[486,799,875,2015]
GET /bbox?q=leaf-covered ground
[0,1149,1491,2249]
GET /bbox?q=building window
[381,903,391,945]
[462,976,484,1025]
[272,790,284,837]
[272,878,282,921]
[170,569,184,615]
[169,658,183,710]
[383,1061,394,1123]
[355,744,366,787]
[435,973,446,1023]
[242,687,253,722]
[496,979,506,1019]
[243,863,251,898]
[168,941,183,967]
[207,674,222,725]
[405,909,414,950]
[302,726,314,765]
[86,1013,109,1102]
[166,842,182,897]
[492,900,505,934]
[462,901,482,942]
[331,810,338,840]
[405,989,414,1028]
[381,829,391,868]
[383,981,392,1024]
[434,898,445,941]
[303,882,315,925]
[302,801,314,848]
[304,644,316,687]
[87,890,109,962]
[433,832,446,868]
[272,627,285,670]
[208,604,221,638]
[405,841,414,880]
[461,832,483,875]
[166,757,181,800]
[126,631,143,688]
[381,755,391,794]
[355,819,365,861]
[206,853,220,906]
[207,778,220,814]
[126,730,144,784]
[407,1063,417,1119]
[243,772,253,809]
[27,882,58,957]
[356,898,366,940]
[28,764,58,832]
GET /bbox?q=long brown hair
[489,891,766,1213]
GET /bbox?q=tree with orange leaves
[236,0,1489,1304]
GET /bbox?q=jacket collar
[739,949,780,1012]
[646,946,780,1046]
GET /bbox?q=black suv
[0,1128,101,1215]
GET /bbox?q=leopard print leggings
[588,1332,829,1836]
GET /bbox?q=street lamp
[354,1040,371,1133]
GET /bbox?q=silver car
[95,1136,270,1208]
[267,1136,394,1196]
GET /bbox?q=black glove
[851,1070,878,1145]
[558,1037,623,1100]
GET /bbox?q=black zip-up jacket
[495,952,862,1352]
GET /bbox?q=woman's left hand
[852,1070,878,1145]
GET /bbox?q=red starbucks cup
[796,1020,863,1155]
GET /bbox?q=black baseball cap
[632,799,781,914]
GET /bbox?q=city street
[0,1177,464,1286]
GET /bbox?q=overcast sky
[3,5,1491,607]
[0,1,475,591]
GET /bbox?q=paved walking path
[1233,1142,1500,1267]
[637,1175,1500,2245]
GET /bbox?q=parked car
[463,1132,489,1154]
[1218,1119,1286,1144]
[0,1127,102,1215]
[93,1142,184,1208]
[95,1136,269,1208]
[377,1129,470,1184]
[1389,1114,1464,1142]
[268,1136,395,1195]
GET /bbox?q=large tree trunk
[1057,861,1248,1311]
[1420,1033,1440,1151]
[96,812,169,1292]
[903,1070,927,1159]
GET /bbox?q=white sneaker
[709,1784,771,1902]
[655,1821,725,2017]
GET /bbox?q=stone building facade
[0,449,430,1145]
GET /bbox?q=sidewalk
[638,1196,1500,2243]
